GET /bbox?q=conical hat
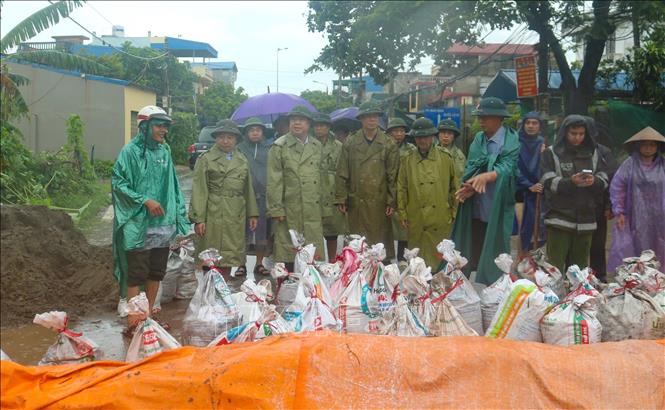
[623,126,665,145]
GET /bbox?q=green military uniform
[438,119,466,180]
[335,103,399,259]
[319,134,347,236]
[392,141,417,242]
[189,123,259,267]
[267,131,325,263]
[397,118,459,268]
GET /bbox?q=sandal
[235,265,247,276]
[254,264,270,276]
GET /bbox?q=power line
[86,2,114,26]
[47,0,170,62]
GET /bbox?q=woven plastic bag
[485,278,559,341]
[597,275,665,341]
[541,292,602,345]
[433,240,483,335]
[208,304,290,346]
[125,293,180,362]
[283,274,338,332]
[480,254,515,333]
[516,247,565,299]
[33,311,101,366]
[232,279,274,324]
[0,350,10,362]
[181,249,240,346]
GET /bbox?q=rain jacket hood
[553,114,596,156]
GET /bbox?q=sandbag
[33,311,101,366]
[379,294,427,337]
[208,305,290,346]
[541,293,602,346]
[271,263,300,313]
[125,293,180,362]
[598,282,665,341]
[232,279,274,324]
[0,350,10,362]
[516,247,565,299]
[434,240,483,335]
[485,279,559,341]
[429,296,478,337]
[160,237,198,303]
[480,254,515,333]
[181,249,240,346]
[283,274,338,332]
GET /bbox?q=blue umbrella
[231,92,318,126]
[330,107,361,132]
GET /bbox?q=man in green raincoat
[189,120,259,276]
[112,105,190,327]
[267,105,324,267]
[386,117,415,262]
[313,112,346,262]
[397,118,459,269]
[438,119,467,179]
[335,102,400,261]
[451,97,519,284]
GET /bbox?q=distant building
[574,21,635,63]
[8,61,156,160]
[190,62,238,87]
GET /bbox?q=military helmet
[286,105,314,121]
[243,117,266,131]
[212,119,241,137]
[410,117,438,138]
[386,117,409,133]
[437,119,460,136]
[472,97,510,117]
[313,112,332,125]
[356,101,384,119]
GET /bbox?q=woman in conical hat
[608,126,665,272]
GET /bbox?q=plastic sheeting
[2,333,664,409]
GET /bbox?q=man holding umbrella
[267,105,324,269]
[335,101,399,261]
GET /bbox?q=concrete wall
[9,62,155,160]
[124,87,157,145]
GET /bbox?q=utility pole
[336,71,342,108]
[276,47,288,92]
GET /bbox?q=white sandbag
[317,261,342,289]
[362,243,394,315]
[232,279,273,324]
[0,350,11,362]
[429,295,478,337]
[328,246,361,303]
[485,279,559,341]
[379,294,428,337]
[541,293,602,345]
[125,293,180,362]
[401,253,435,330]
[480,254,515,332]
[208,305,290,346]
[160,237,198,303]
[283,274,338,332]
[434,239,483,335]
[181,249,240,346]
[598,282,665,341]
[517,248,565,299]
[271,263,300,313]
[33,311,102,366]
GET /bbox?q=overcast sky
[1,1,535,97]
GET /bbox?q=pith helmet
[212,119,241,137]
[438,119,460,136]
[410,117,438,138]
[356,101,384,119]
[623,126,665,152]
[287,105,314,121]
[473,97,509,117]
[313,112,332,125]
[242,117,266,133]
[386,117,409,132]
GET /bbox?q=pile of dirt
[1,205,118,327]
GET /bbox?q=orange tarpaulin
[2,332,664,409]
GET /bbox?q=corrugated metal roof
[446,43,536,56]
[190,61,237,71]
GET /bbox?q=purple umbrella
[231,92,318,125]
[330,107,361,132]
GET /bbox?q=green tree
[197,81,248,125]
[167,111,198,165]
[307,0,665,115]
[300,89,350,113]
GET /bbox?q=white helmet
[137,105,171,125]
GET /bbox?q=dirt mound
[1,205,117,327]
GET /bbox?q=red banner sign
[515,55,538,98]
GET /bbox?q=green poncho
[450,127,519,284]
[112,132,190,297]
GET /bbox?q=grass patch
[49,179,112,228]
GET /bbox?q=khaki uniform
[335,129,399,259]
[189,147,259,267]
[319,136,347,236]
[267,133,325,262]
[397,146,459,268]
[444,145,467,181]
[392,142,417,241]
